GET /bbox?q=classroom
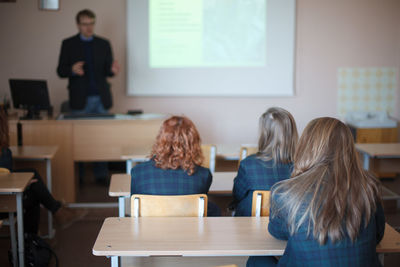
[0,0,399,266]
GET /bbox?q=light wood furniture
[349,126,398,143]
[110,172,236,217]
[0,172,34,267]
[251,190,270,217]
[239,145,258,163]
[201,144,217,173]
[356,143,400,205]
[93,217,400,267]
[8,115,164,202]
[10,145,58,238]
[131,194,207,217]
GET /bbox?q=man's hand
[111,60,120,75]
[72,61,85,76]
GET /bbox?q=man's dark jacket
[57,34,114,110]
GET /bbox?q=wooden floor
[0,162,400,266]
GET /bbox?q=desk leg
[46,159,54,238]
[378,253,384,266]
[126,159,133,174]
[17,192,25,267]
[111,256,119,267]
[119,197,125,217]
[362,153,370,171]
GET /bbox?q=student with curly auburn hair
[248,117,385,267]
[232,107,298,216]
[130,116,219,214]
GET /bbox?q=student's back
[232,107,298,216]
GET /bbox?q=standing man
[57,9,119,184]
[57,9,119,114]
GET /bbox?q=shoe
[54,206,88,230]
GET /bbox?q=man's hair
[76,9,96,24]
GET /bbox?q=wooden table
[356,143,400,204]
[10,145,58,238]
[93,217,400,267]
[8,115,165,202]
[0,172,34,267]
[109,172,236,217]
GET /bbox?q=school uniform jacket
[232,154,293,216]
[0,148,12,170]
[130,160,212,196]
[268,193,385,266]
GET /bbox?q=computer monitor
[9,79,52,120]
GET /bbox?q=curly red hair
[151,116,203,175]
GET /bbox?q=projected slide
[149,0,266,68]
[127,0,295,96]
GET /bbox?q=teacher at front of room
[57,9,119,113]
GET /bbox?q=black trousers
[15,169,61,234]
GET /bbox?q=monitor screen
[9,79,51,119]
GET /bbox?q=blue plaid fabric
[0,148,12,170]
[232,155,293,216]
[266,193,386,267]
[130,160,212,196]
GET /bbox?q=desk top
[93,217,286,257]
[10,145,58,160]
[120,146,151,161]
[355,143,400,158]
[93,217,400,257]
[0,172,34,193]
[109,172,236,197]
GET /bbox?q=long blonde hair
[257,107,298,164]
[271,117,381,244]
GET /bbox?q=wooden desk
[109,172,236,217]
[10,145,58,238]
[93,217,400,267]
[8,115,164,202]
[356,143,400,204]
[0,172,34,267]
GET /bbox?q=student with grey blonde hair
[232,107,298,216]
[248,117,385,266]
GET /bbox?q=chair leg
[9,212,18,267]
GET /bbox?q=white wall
[0,0,399,144]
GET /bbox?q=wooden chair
[131,194,208,217]
[201,144,217,173]
[251,190,270,217]
[239,145,258,163]
[0,167,18,265]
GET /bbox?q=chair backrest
[131,194,208,217]
[239,146,258,163]
[0,167,10,174]
[251,190,270,217]
[201,144,217,173]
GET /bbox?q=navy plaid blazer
[268,193,385,267]
[130,160,212,196]
[232,154,293,216]
[0,148,12,170]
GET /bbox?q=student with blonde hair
[232,107,298,216]
[248,117,385,266]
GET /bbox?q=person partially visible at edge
[57,8,119,113]
[130,116,220,216]
[0,109,87,232]
[232,107,298,216]
[247,117,385,266]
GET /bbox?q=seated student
[232,107,298,216]
[247,117,385,267]
[0,110,86,233]
[130,116,220,216]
